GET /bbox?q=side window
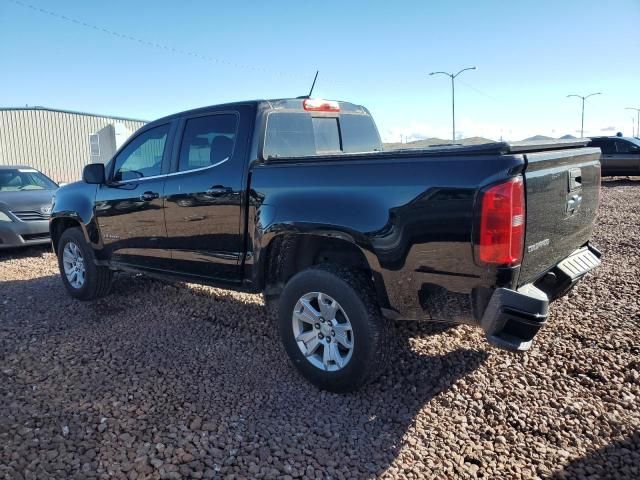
[616,141,639,153]
[113,124,170,182]
[178,114,238,172]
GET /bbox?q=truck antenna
[307,71,319,98]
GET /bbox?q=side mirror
[83,163,105,184]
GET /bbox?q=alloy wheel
[291,292,354,371]
[62,242,86,289]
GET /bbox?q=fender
[49,182,102,252]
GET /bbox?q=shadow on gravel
[552,431,640,479]
[1,273,490,478]
[601,177,640,188]
[340,338,490,475]
[0,244,51,260]
[398,319,460,337]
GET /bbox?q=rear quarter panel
[248,153,525,320]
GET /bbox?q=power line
[456,78,503,104]
[3,0,303,80]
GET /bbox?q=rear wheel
[278,265,392,392]
[57,227,112,301]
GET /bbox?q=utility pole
[567,92,602,138]
[429,66,477,143]
[625,108,640,137]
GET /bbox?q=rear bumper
[481,244,601,351]
[0,220,51,249]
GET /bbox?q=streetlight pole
[567,92,602,138]
[429,66,477,143]
[625,108,640,137]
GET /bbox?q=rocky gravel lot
[1,177,639,480]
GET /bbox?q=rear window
[341,114,382,153]
[312,117,341,153]
[264,113,315,158]
[263,112,381,159]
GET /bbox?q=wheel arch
[260,232,391,309]
[50,215,92,255]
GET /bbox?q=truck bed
[253,139,601,326]
[266,138,593,163]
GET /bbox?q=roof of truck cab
[147,101,261,126]
[145,98,366,127]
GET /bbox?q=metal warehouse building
[0,107,146,183]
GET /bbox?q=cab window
[263,112,381,159]
[312,117,341,153]
[178,114,238,172]
[616,141,640,153]
[113,124,170,182]
[263,113,316,158]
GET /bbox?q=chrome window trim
[111,157,230,185]
[170,156,231,177]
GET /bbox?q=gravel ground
[1,177,639,480]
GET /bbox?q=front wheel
[278,265,392,393]
[57,227,113,301]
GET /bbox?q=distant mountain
[384,136,496,150]
[523,135,555,141]
[384,134,583,150]
[522,134,580,141]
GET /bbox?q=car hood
[0,189,57,212]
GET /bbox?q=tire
[57,227,113,301]
[278,264,392,393]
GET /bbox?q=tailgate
[518,147,601,286]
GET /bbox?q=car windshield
[0,168,58,191]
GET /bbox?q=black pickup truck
[50,98,602,392]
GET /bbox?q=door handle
[139,191,159,202]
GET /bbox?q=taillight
[303,98,340,112]
[477,176,525,266]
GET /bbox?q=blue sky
[1,0,639,141]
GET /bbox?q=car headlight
[0,211,13,222]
